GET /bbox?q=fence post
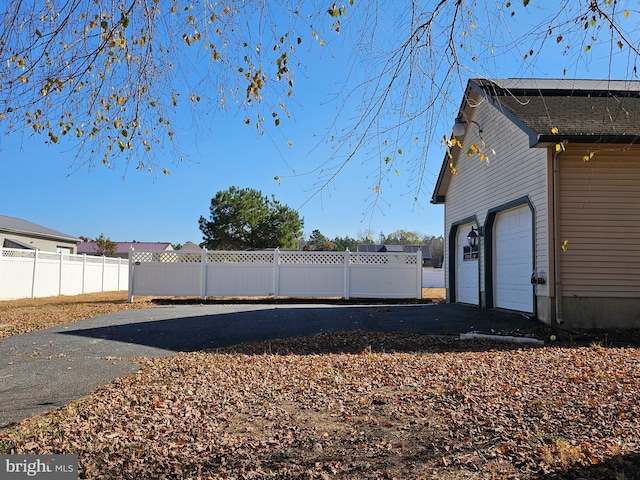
[30,249,38,298]
[117,257,122,291]
[59,252,64,296]
[344,249,350,300]
[201,247,207,300]
[416,249,423,299]
[122,257,128,291]
[81,254,87,294]
[128,246,135,302]
[101,256,106,292]
[273,248,280,300]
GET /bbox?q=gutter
[552,143,565,324]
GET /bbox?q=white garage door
[494,206,534,313]
[456,223,479,305]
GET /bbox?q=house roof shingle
[0,214,79,243]
[431,78,640,204]
[470,78,640,146]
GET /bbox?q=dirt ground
[421,287,445,299]
[2,290,640,479]
[2,326,640,479]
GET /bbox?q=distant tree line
[302,229,443,267]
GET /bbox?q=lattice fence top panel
[84,255,105,264]
[129,249,418,266]
[38,252,60,261]
[206,251,275,264]
[350,252,418,265]
[131,251,202,263]
[104,257,125,265]
[1,248,36,259]
[279,251,346,265]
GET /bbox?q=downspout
[553,144,565,324]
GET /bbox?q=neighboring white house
[0,214,80,253]
[431,78,640,329]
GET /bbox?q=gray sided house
[178,241,203,252]
[0,214,80,253]
[431,78,640,329]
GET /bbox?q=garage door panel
[494,207,534,313]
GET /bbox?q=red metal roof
[77,241,173,255]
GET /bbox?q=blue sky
[2,2,638,246]
[1,61,442,245]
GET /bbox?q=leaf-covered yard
[0,292,155,339]
[2,331,640,479]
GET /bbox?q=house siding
[436,78,640,329]
[443,91,551,318]
[558,146,640,327]
[0,233,78,253]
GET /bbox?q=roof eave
[430,159,449,204]
[534,134,640,146]
[430,194,446,205]
[1,227,80,244]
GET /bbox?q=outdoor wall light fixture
[452,116,483,138]
[467,226,483,248]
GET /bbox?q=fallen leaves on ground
[0,292,155,339]
[2,331,640,479]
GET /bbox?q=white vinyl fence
[128,248,423,301]
[0,248,129,300]
[421,267,445,288]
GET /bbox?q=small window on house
[463,245,478,261]
[4,238,36,250]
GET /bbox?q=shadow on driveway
[60,302,547,354]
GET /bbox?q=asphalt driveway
[0,302,543,429]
